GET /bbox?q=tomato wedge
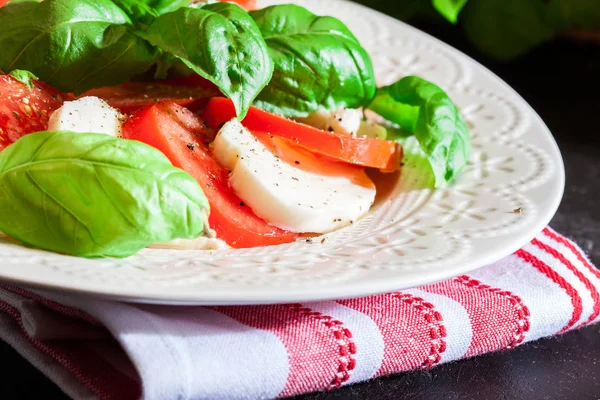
[204,97,402,172]
[0,75,70,150]
[82,82,219,114]
[122,102,297,248]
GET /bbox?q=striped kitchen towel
[0,227,598,400]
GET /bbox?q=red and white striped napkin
[0,227,598,400]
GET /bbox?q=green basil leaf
[250,4,377,117]
[432,0,468,23]
[113,0,193,21]
[0,0,159,95]
[140,3,272,119]
[0,131,209,258]
[8,70,39,89]
[369,76,471,186]
[111,0,158,25]
[145,0,193,15]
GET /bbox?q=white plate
[0,0,564,305]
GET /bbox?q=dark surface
[2,2,600,400]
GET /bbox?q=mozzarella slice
[212,119,376,233]
[296,108,363,136]
[47,96,123,137]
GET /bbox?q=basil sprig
[0,0,272,118]
[0,1,380,119]
[368,76,471,186]
[0,131,210,258]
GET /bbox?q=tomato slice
[204,97,402,172]
[81,82,219,114]
[0,75,70,149]
[122,102,297,248]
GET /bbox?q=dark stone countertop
[1,2,599,399]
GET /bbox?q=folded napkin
[0,227,598,400]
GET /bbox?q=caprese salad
[0,0,470,258]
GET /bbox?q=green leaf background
[355,0,600,61]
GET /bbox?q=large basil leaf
[140,3,273,119]
[250,4,377,117]
[369,76,470,186]
[0,131,209,258]
[0,0,159,95]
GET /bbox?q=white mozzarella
[47,96,123,137]
[212,119,376,233]
[296,108,363,136]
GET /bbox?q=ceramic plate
[0,0,564,304]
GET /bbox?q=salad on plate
[0,0,470,258]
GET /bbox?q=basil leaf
[113,0,191,21]
[369,76,471,186]
[432,0,468,23]
[0,131,209,258]
[111,0,158,25]
[8,70,39,89]
[145,0,192,15]
[0,0,159,95]
[140,3,272,119]
[250,4,377,117]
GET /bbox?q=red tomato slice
[81,82,219,114]
[204,97,403,172]
[0,75,70,149]
[122,102,297,248]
